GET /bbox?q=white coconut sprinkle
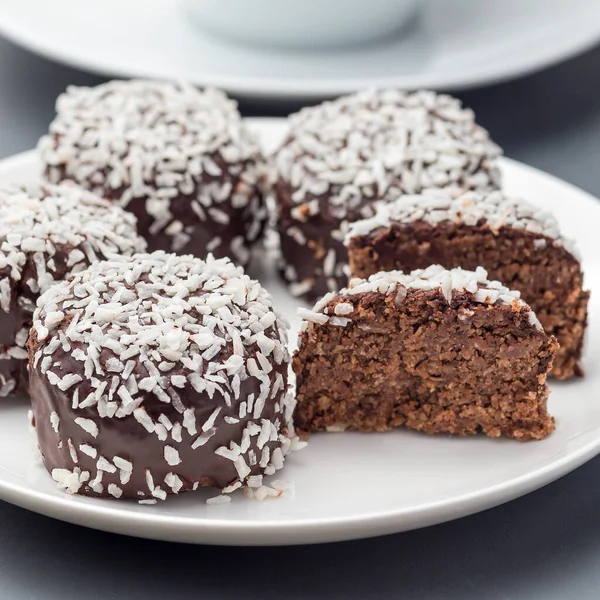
[67,438,78,464]
[145,469,155,492]
[97,456,116,473]
[50,411,60,433]
[57,373,83,391]
[79,444,98,459]
[52,467,85,494]
[222,481,243,494]
[164,473,183,493]
[206,494,231,505]
[133,408,155,433]
[202,407,222,432]
[330,317,351,327]
[247,475,263,488]
[74,417,99,438]
[113,456,133,472]
[164,445,182,466]
[297,307,330,325]
[234,455,252,480]
[88,471,103,494]
[108,483,123,499]
[171,422,183,443]
[152,487,167,501]
[183,408,197,436]
[247,485,283,501]
[326,423,348,433]
[333,302,354,316]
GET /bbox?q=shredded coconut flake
[206,494,232,505]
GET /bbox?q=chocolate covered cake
[271,89,502,300]
[39,80,265,267]
[294,265,557,440]
[0,182,144,397]
[346,190,589,379]
[28,251,296,501]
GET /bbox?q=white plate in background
[0,0,599,99]
[0,118,597,546]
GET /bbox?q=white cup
[183,0,419,49]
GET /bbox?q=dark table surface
[1,35,600,600]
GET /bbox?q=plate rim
[0,121,599,545]
[0,1,600,99]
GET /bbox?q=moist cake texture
[0,182,144,397]
[346,189,588,379]
[39,80,266,266]
[271,89,502,300]
[28,251,297,501]
[294,265,557,440]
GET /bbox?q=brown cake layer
[294,270,557,440]
[348,222,587,380]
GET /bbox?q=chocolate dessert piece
[270,89,502,301]
[294,265,557,440]
[39,80,266,267]
[28,251,297,501]
[0,182,144,397]
[346,190,589,379]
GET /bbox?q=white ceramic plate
[0,0,600,99]
[0,118,599,546]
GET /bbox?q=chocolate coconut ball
[28,251,295,501]
[39,80,266,267]
[0,182,145,397]
[271,89,502,300]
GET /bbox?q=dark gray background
[0,35,599,600]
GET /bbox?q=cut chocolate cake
[294,265,557,440]
[346,190,588,379]
[271,89,502,301]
